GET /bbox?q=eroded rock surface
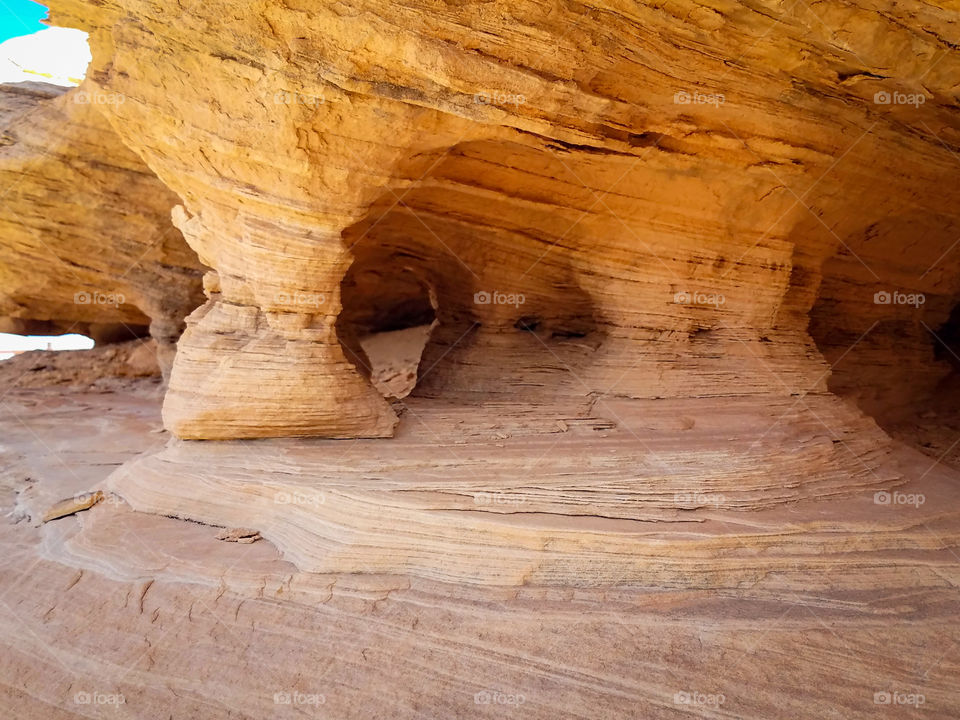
[2,0,960,718]
[38,0,960,441]
[0,384,958,718]
[0,80,205,373]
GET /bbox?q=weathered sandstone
[0,80,205,373]
[1,0,960,717]
[37,0,960,441]
[1,386,959,717]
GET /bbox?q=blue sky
[0,1,47,44]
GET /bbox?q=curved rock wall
[810,211,960,422]
[40,0,960,439]
[4,6,960,716]
[0,80,205,373]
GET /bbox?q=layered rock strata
[1,1,960,716]
[3,0,949,587]
[0,80,205,373]
[1,386,958,718]
[41,0,960,441]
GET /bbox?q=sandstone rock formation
[0,80,205,373]
[1,0,960,717]
[39,0,960,442]
[2,379,959,718]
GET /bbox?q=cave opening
[0,331,94,360]
[932,302,960,373]
[337,262,439,401]
[333,139,614,421]
[807,214,960,469]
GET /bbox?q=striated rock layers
[2,380,960,718]
[42,0,960,442]
[2,3,960,718]
[3,0,949,586]
[0,80,205,373]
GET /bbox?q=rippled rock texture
[41,0,960,441]
[2,0,960,717]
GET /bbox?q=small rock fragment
[42,490,104,523]
[215,528,262,543]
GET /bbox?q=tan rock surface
[37,0,960,440]
[0,384,959,718]
[0,338,162,389]
[0,80,205,372]
[1,0,960,718]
